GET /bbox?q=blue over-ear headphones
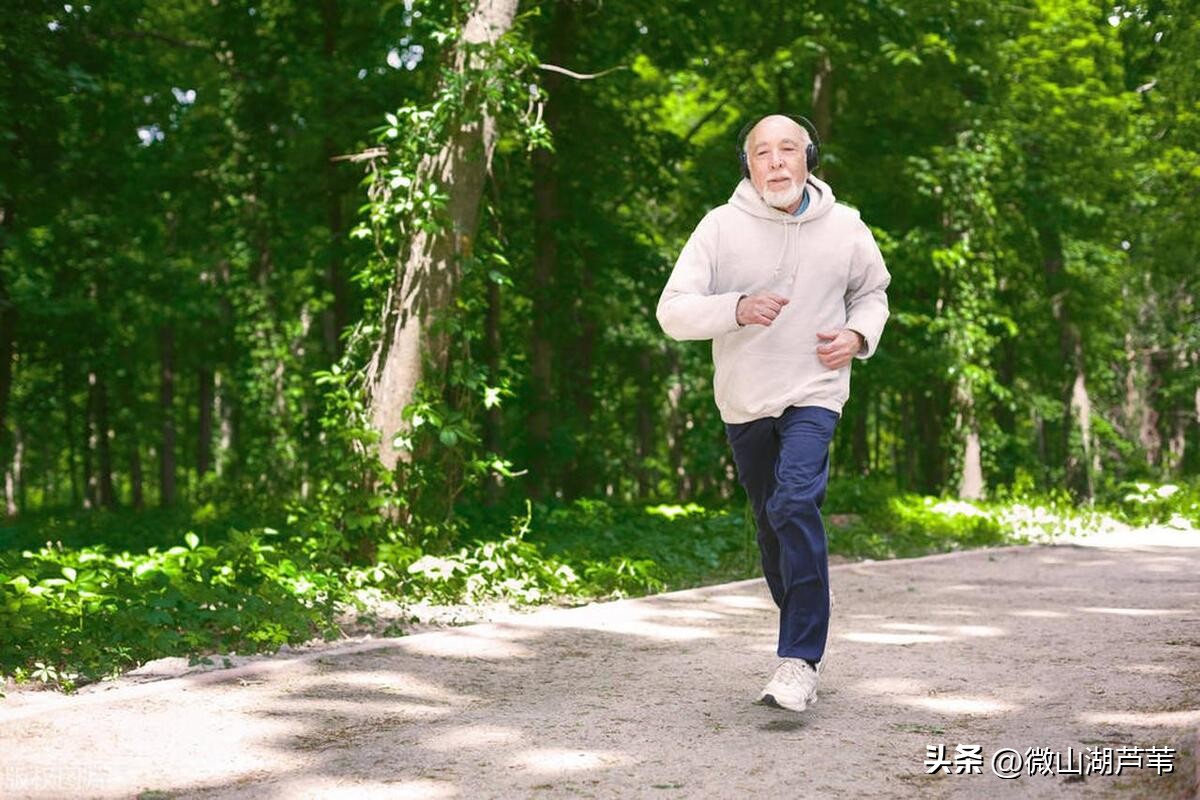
[737,113,821,178]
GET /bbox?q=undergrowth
[3,479,1196,693]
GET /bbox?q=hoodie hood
[728,175,838,283]
[729,174,837,223]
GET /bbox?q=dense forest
[1,0,1198,684]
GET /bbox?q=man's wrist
[848,328,866,351]
[736,294,747,327]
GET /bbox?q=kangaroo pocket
[713,348,848,421]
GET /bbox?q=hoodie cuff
[722,292,745,333]
[847,327,867,356]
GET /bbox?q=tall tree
[365,0,520,474]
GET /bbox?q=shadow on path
[1,539,1197,800]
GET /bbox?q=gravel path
[2,533,1198,799]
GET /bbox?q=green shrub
[1107,481,1200,526]
[828,495,1015,560]
[0,529,346,689]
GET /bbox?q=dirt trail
[2,533,1198,799]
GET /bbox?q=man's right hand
[736,292,790,327]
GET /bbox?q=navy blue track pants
[725,405,840,662]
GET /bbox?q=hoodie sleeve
[656,213,744,342]
[844,219,891,360]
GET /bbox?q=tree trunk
[565,252,597,499]
[1164,349,1190,474]
[93,371,116,508]
[995,336,1017,485]
[365,0,520,475]
[955,383,985,500]
[1039,225,1092,499]
[0,278,15,488]
[848,377,869,476]
[0,202,16,489]
[810,53,833,141]
[635,350,656,498]
[159,323,177,507]
[1123,287,1161,468]
[5,428,21,517]
[320,0,350,362]
[664,353,690,501]
[482,276,502,505]
[83,370,96,510]
[914,385,946,493]
[214,368,234,478]
[198,366,214,476]
[129,436,144,510]
[527,0,572,498]
[62,363,81,507]
[872,390,882,474]
[214,260,237,477]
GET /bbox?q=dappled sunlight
[899,695,1017,716]
[268,777,458,799]
[511,603,719,642]
[423,725,523,752]
[840,631,951,645]
[938,583,983,592]
[840,621,1005,646]
[1007,609,1070,619]
[853,679,1017,715]
[710,594,773,611]
[273,696,455,721]
[1115,664,1177,676]
[879,622,942,632]
[452,623,542,643]
[854,677,927,694]
[637,607,726,622]
[507,748,632,774]
[395,630,534,660]
[318,670,470,705]
[1076,607,1187,617]
[1131,555,1192,564]
[1078,709,1200,727]
[925,608,981,617]
[951,625,1004,637]
[1139,562,1186,573]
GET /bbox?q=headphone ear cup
[739,150,750,178]
[806,143,819,172]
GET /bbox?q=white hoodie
[656,176,890,423]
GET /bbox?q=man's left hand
[816,329,864,370]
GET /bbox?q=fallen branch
[537,63,627,81]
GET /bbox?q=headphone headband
[736,113,822,178]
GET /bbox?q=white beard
[760,179,804,211]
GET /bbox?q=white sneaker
[759,658,820,712]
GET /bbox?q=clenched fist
[736,292,790,327]
[816,329,866,370]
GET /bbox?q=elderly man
[656,114,890,712]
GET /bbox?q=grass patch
[5,479,1193,693]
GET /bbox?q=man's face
[746,116,810,211]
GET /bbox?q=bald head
[743,115,812,213]
[744,115,811,160]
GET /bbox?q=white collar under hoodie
[656,175,891,424]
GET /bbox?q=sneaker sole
[759,692,818,712]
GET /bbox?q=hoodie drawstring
[771,219,795,288]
